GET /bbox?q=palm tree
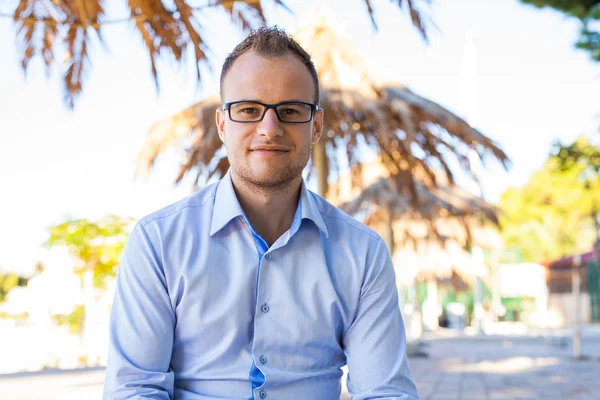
[135,16,509,208]
[7,0,430,108]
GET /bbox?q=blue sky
[1,0,599,275]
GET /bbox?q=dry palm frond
[135,96,225,187]
[13,0,105,107]
[338,171,499,246]
[364,0,430,41]
[339,173,457,221]
[9,0,429,109]
[428,182,499,225]
[219,0,269,32]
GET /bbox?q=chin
[232,161,304,188]
[241,170,298,188]
[250,174,293,187]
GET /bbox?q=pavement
[408,333,600,400]
[1,334,599,399]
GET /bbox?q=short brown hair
[220,26,320,104]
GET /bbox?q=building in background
[544,251,600,326]
[496,262,548,326]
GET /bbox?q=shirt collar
[209,171,329,238]
[299,179,329,238]
[209,171,245,236]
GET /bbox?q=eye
[280,107,300,115]
[240,107,259,114]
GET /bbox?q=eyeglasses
[223,100,319,124]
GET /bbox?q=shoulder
[309,190,382,245]
[138,181,219,229]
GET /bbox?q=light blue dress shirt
[104,172,418,400]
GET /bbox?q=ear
[216,107,226,143]
[311,107,324,144]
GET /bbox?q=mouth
[250,146,290,155]
[251,146,290,152]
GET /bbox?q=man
[104,27,418,400]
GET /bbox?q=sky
[0,0,599,275]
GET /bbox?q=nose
[256,108,283,139]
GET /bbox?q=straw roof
[338,170,500,245]
[7,0,430,108]
[340,172,498,223]
[136,16,509,201]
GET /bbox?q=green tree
[553,136,600,174]
[0,272,30,322]
[553,136,600,263]
[520,0,600,62]
[52,305,85,336]
[499,137,600,262]
[0,272,28,303]
[47,215,133,288]
[46,215,133,362]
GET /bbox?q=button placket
[253,250,271,394]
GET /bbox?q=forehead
[222,51,315,103]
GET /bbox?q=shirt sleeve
[343,237,419,400]
[103,221,175,400]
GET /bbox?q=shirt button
[265,253,272,260]
[259,355,267,364]
[261,304,270,313]
[259,390,267,399]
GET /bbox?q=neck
[230,172,302,247]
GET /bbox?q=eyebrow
[234,99,313,103]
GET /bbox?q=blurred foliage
[0,272,28,303]
[520,0,600,61]
[552,136,600,177]
[0,311,29,323]
[46,216,133,340]
[499,137,600,262]
[52,305,85,335]
[46,215,134,289]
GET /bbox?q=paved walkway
[408,335,600,400]
[1,335,599,399]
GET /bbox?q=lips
[250,145,290,152]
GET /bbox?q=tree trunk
[312,139,328,198]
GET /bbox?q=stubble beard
[230,145,311,196]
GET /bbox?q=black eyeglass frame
[223,100,320,124]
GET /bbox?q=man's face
[216,51,323,190]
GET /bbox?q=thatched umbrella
[337,170,500,254]
[7,0,430,108]
[136,16,509,204]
